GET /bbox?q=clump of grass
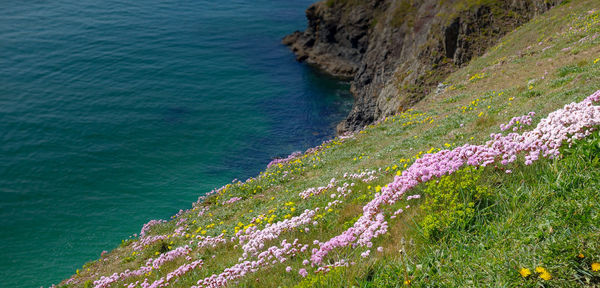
[520,89,542,98]
[558,64,586,77]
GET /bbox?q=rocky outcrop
[284,0,561,133]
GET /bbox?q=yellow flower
[535,266,547,274]
[595,58,600,64]
[519,268,532,278]
[577,253,585,259]
[535,267,551,280]
[592,262,600,272]
[539,272,552,280]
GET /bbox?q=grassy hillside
[58,1,600,287]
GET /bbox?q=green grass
[58,1,600,287]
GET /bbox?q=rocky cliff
[283,0,561,133]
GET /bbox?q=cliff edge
[283,0,560,133]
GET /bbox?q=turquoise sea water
[0,1,352,286]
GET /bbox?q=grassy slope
[60,1,600,287]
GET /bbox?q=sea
[0,1,352,286]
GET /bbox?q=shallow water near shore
[0,1,352,286]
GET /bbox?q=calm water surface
[0,1,352,286]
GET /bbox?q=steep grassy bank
[58,1,599,287]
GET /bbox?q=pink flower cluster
[315,259,352,274]
[299,178,337,199]
[196,206,209,217]
[149,246,192,269]
[176,217,187,226]
[223,197,242,205]
[500,111,535,131]
[133,260,203,288]
[193,240,304,288]
[334,182,354,198]
[310,90,600,265]
[237,209,316,258]
[195,234,227,249]
[140,219,167,237]
[133,235,168,251]
[173,226,186,237]
[343,170,378,183]
[338,132,355,140]
[93,246,193,288]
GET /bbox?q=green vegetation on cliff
[59,1,600,287]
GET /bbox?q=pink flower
[223,197,242,205]
[361,250,370,258]
[298,268,308,277]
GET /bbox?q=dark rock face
[282,1,380,79]
[284,0,561,133]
